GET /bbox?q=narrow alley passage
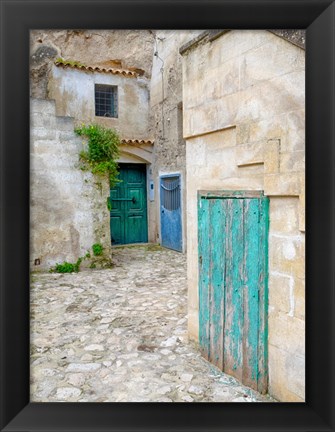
[30,245,274,402]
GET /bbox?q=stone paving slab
[30,245,275,402]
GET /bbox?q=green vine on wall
[75,124,121,187]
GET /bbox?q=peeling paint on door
[198,191,269,393]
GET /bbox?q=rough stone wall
[149,30,203,249]
[30,30,155,99]
[181,30,305,402]
[47,65,150,140]
[30,99,111,271]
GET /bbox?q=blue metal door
[160,175,182,252]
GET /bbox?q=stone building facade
[48,62,150,140]
[30,31,156,269]
[149,30,203,250]
[30,30,201,262]
[30,62,155,269]
[181,30,305,402]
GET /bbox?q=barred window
[95,84,118,118]
[161,176,180,211]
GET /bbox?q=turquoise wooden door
[110,164,148,245]
[198,191,269,393]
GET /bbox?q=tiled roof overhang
[54,61,138,77]
[121,139,154,146]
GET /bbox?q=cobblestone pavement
[30,245,275,402]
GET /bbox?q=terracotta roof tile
[54,61,138,77]
[121,139,154,146]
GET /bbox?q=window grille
[161,176,180,211]
[95,84,118,118]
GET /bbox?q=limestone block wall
[181,30,305,401]
[30,98,111,271]
[48,66,150,140]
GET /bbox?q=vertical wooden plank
[198,197,210,360]
[110,167,125,245]
[223,198,244,382]
[141,167,148,243]
[257,196,269,394]
[124,167,129,244]
[209,199,226,370]
[125,165,148,244]
[208,199,214,362]
[242,198,260,390]
[223,198,232,374]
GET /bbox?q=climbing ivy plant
[74,124,120,187]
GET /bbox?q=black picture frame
[0,0,334,431]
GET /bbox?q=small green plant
[106,197,112,211]
[50,257,83,273]
[55,57,86,68]
[75,124,120,186]
[92,243,103,256]
[89,262,97,269]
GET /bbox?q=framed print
[1,0,334,431]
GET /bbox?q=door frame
[159,171,184,253]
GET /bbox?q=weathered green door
[198,191,269,393]
[110,164,148,245]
